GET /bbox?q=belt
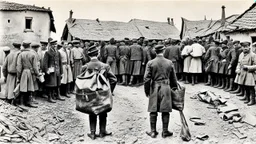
[154,79,170,85]
[74,59,82,61]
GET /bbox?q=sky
[6,0,255,40]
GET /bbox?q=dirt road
[1,82,256,144]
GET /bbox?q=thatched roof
[225,3,256,32]
[180,18,217,39]
[129,19,180,40]
[62,18,180,41]
[202,14,239,36]
[0,1,56,32]
[63,19,142,41]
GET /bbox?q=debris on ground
[196,134,209,141]
[191,90,227,106]
[232,130,247,139]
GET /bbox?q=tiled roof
[228,3,256,31]
[129,19,180,40]
[0,1,56,33]
[0,1,51,12]
[63,18,180,41]
[180,18,217,39]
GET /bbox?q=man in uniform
[81,45,117,140]
[117,39,130,85]
[144,45,178,138]
[105,38,119,76]
[2,42,21,104]
[43,40,65,102]
[128,39,143,85]
[59,41,73,98]
[17,41,39,108]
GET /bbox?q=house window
[25,17,32,30]
[8,19,10,23]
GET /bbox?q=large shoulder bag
[75,67,113,115]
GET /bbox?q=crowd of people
[1,35,256,108]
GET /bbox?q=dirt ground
[1,82,256,144]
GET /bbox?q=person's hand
[228,64,231,69]
[142,62,145,66]
[243,65,248,71]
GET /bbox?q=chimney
[167,17,170,24]
[221,5,226,26]
[204,15,207,20]
[48,7,50,10]
[69,10,73,21]
[96,18,100,23]
[171,18,174,26]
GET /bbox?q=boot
[185,75,189,84]
[226,78,234,92]
[205,75,211,86]
[25,93,38,108]
[248,88,255,106]
[56,88,65,101]
[146,114,158,138]
[191,75,195,86]
[120,75,126,85]
[87,115,97,140]
[216,77,222,88]
[244,88,250,104]
[48,91,56,103]
[129,76,134,86]
[162,113,173,138]
[62,85,70,98]
[237,86,244,96]
[98,114,112,138]
[239,87,247,100]
[31,92,39,105]
[219,78,225,89]
[195,75,198,84]
[230,85,240,94]
[213,76,220,88]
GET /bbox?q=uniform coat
[128,44,143,75]
[117,45,130,75]
[164,45,182,73]
[43,48,63,87]
[144,55,178,112]
[204,46,221,73]
[181,45,192,73]
[71,47,84,79]
[234,52,256,86]
[104,44,119,75]
[2,49,20,99]
[17,49,39,92]
[59,48,73,84]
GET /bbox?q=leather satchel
[171,83,186,111]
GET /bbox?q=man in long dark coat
[117,40,130,85]
[43,40,65,102]
[104,38,119,75]
[144,45,178,138]
[80,45,117,140]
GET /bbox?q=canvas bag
[171,83,191,141]
[75,67,113,115]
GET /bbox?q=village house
[222,3,256,43]
[62,10,180,41]
[0,1,56,47]
[180,6,238,40]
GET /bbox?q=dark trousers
[88,113,108,133]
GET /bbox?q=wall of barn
[0,11,51,47]
[227,31,256,43]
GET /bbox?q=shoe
[162,131,173,138]
[98,131,112,138]
[87,133,96,140]
[146,131,158,138]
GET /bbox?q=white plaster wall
[227,31,256,43]
[0,11,51,47]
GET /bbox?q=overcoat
[234,52,256,86]
[105,44,119,75]
[71,47,84,79]
[2,49,20,99]
[164,45,182,73]
[181,45,192,73]
[117,45,130,75]
[189,43,205,73]
[144,55,178,112]
[128,44,143,75]
[17,49,39,92]
[43,48,63,87]
[59,48,73,84]
[204,46,221,73]
[218,48,230,74]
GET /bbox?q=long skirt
[234,70,255,86]
[61,65,73,84]
[106,57,118,75]
[183,56,192,73]
[128,60,142,76]
[73,60,83,80]
[20,69,37,92]
[119,57,128,75]
[189,57,202,73]
[5,73,17,99]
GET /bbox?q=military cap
[87,45,98,56]
[49,40,57,45]
[124,38,130,41]
[213,39,221,45]
[13,42,21,48]
[240,41,251,47]
[3,46,10,52]
[72,39,80,44]
[222,40,228,45]
[31,42,40,48]
[132,38,138,42]
[40,40,48,44]
[154,45,165,52]
[57,41,62,47]
[233,40,240,44]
